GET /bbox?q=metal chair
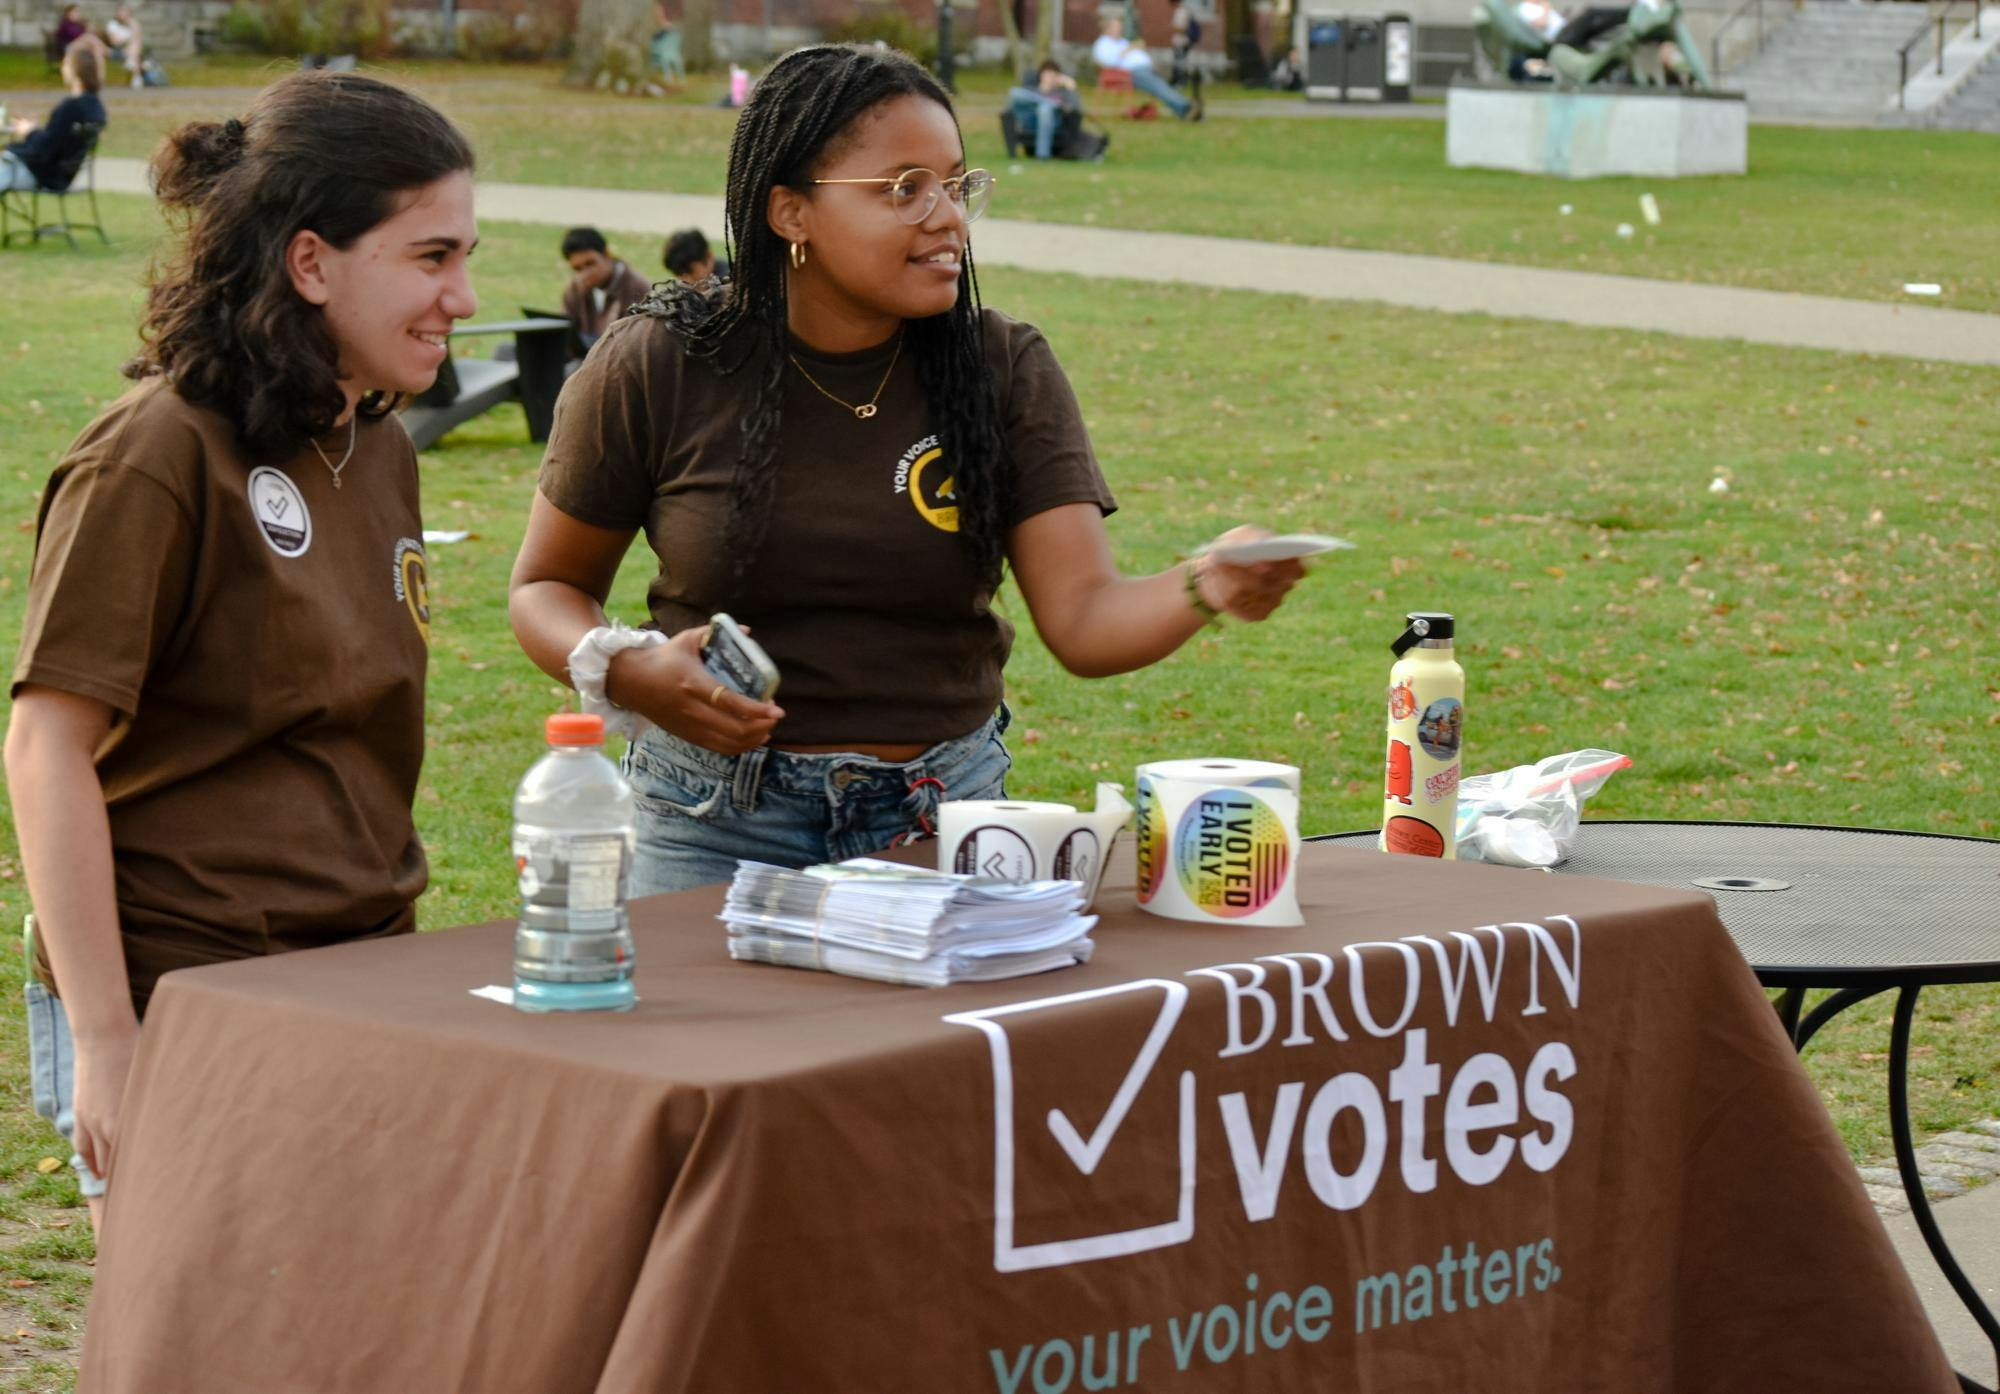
[0,121,109,251]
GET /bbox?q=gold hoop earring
[790,241,807,271]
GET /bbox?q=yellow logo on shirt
[393,538,430,646]
[892,433,958,533]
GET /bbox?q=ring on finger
[708,683,728,708]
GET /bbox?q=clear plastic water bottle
[511,712,636,1013]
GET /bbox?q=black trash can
[1304,14,1348,100]
[1342,14,1387,99]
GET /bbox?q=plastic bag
[1454,749,1632,867]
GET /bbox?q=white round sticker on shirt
[247,467,312,558]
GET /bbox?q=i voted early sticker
[1172,786,1292,919]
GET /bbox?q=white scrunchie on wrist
[566,621,671,740]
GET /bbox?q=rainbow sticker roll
[1135,760,1303,927]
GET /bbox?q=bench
[401,316,570,452]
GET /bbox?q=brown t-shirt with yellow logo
[13,378,430,1015]
[537,307,1117,746]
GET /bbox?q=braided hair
[635,45,1010,589]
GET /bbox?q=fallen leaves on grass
[34,1159,61,1175]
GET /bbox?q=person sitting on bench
[3,41,104,193]
[1091,14,1199,120]
[664,226,729,285]
[1007,60,1082,159]
[104,5,156,88]
[560,227,652,354]
[49,5,89,63]
[1267,44,1305,89]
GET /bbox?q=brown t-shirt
[538,307,1117,745]
[13,379,431,1014]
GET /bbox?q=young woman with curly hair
[509,44,1303,894]
[5,71,477,1230]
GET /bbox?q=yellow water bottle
[1381,612,1463,858]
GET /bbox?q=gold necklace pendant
[790,326,904,422]
[313,417,357,489]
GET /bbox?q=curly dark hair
[127,72,475,459]
[633,44,1010,588]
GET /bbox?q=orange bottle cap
[545,712,605,746]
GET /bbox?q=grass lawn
[10,56,1998,312]
[0,191,1994,1385]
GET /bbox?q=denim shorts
[623,706,1012,895]
[23,979,108,1199]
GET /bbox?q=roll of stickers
[1135,760,1303,927]
[936,785,1132,910]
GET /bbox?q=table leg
[1890,985,2000,1392]
[512,330,568,444]
[1773,986,1805,1041]
[1793,985,1890,1052]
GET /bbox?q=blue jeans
[1129,64,1193,118]
[24,980,108,1199]
[623,708,1013,895]
[1008,88,1062,158]
[0,151,42,192]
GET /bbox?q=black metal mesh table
[1314,820,2000,1392]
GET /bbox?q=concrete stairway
[1924,44,2000,127]
[1726,0,1930,124]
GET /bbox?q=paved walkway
[85,157,2000,367]
[1886,1175,2000,1387]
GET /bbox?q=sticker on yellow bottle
[1417,696,1463,760]
[1384,815,1446,857]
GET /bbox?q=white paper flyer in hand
[1206,533,1355,564]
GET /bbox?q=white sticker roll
[936,784,1133,910]
[1134,762,1303,927]
[1136,758,1302,793]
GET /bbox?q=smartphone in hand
[702,613,780,702]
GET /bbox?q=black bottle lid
[1391,612,1455,656]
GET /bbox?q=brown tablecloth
[83,843,1955,1394]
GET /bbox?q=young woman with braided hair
[510,43,1303,892]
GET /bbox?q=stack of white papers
[720,858,1096,987]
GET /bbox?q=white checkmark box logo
[947,979,1197,1273]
